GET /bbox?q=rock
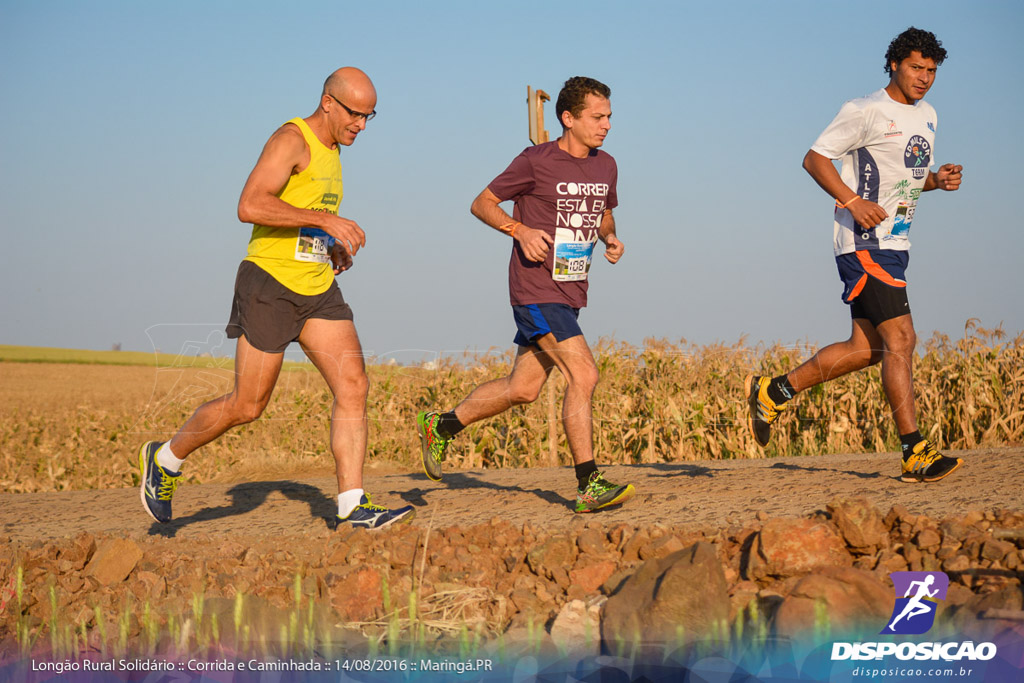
[729,581,759,622]
[607,523,631,549]
[951,585,1024,640]
[550,566,571,591]
[745,518,851,580]
[510,588,543,615]
[639,534,685,561]
[576,528,607,556]
[916,528,941,549]
[135,571,166,600]
[527,537,575,576]
[601,542,729,650]
[601,569,632,596]
[391,534,419,567]
[828,498,889,554]
[981,539,1015,562]
[62,534,96,571]
[570,560,616,594]
[939,520,970,543]
[549,599,601,654]
[326,567,382,622]
[620,529,650,563]
[85,539,142,586]
[771,567,892,640]
[877,549,908,573]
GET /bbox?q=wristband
[839,196,860,209]
[498,221,521,237]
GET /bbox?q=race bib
[552,228,598,282]
[890,200,915,238]
[294,227,335,263]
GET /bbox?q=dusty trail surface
[3,447,1020,541]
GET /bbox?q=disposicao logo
[830,571,998,663]
[882,571,947,635]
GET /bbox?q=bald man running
[138,67,414,530]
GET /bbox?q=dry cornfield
[1,321,1021,494]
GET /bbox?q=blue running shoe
[138,441,181,523]
[337,493,415,529]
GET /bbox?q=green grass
[0,345,314,371]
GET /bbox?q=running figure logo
[881,571,949,635]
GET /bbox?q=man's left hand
[331,243,353,274]
[604,235,625,264]
[936,163,963,191]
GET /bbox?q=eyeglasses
[328,94,376,122]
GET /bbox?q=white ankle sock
[337,488,365,517]
[156,442,185,473]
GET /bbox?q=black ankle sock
[768,375,796,404]
[900,431,924,459]
[575,461,599,489]
[437,411,464,439]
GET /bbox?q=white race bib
[890,200,915,238]
[295,227,334,263]
[552,228,598,282]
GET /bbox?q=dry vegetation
[1,321,1021,494]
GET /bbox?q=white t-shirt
[811,88,937,256]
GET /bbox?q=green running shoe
[575,470,635,513]
[416,411,451,481]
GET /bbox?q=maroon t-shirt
[488,141,618,308]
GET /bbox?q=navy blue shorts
[512,304,583,347]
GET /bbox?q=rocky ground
[1,448,1022,661]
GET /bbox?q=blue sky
[1,0,1021,362]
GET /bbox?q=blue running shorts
[512,303,583,347]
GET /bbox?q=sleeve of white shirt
[810,101,867,160]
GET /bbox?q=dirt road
[3,447,1020,541]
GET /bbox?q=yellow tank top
[244,117,344,295]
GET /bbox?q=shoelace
[358,494,387,512]
[587,474,614,493]
[757,386,786,421]
[158,473,180,501]
[909,442,940,467]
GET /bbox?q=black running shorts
[849,275,911,327]
[225,260,353,353]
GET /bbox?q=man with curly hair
[416,76,635,513]
[745,28,965,482]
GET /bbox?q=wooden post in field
[547,379,558,466]
[528,86,550,145]
[530,84,555,465]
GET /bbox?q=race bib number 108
[552,228,598,282]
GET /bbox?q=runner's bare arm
[470,187,551,263]
[599,210,624,264]
[923,163,963,192]
[330,242,353,274]
[237,124,366,255]
[803,149,888,230]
